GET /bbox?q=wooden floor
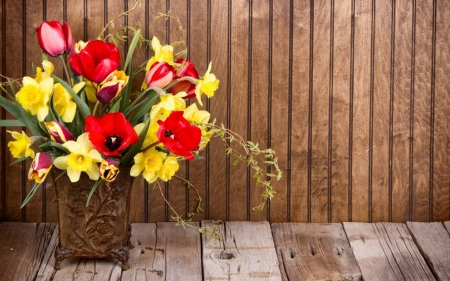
[0,221,449,281]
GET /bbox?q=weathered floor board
[443,221,450,234]
[0,221,448,280]
[272,223,361,281]
[407,222,450,281]
[201,220,282,280]
[343,222,435,281]
[0,222,56,281]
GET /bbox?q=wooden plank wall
[1,0,449,224]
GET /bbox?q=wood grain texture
[123,222,203,280]
[229,0,250,221]
[208,0,229,221]
[249,0,270,222]
[392,0,413,223]
[289,0,310,222]
[202,220,281,280]
[0,223,56,281]
[412,0,433,222]
[0,0,449,223]
[344,222,404,281]
[371,0,392,222]
[432,0,450,221]
[374,223,436,280]
[331,0,351,223]
[188,0,209,222]
[311,0,331,223]
[272,223,361,281]
[4,0,25,222]
[407,222,450,280]
[351,0,372,222]
[269,0,290,223]
[24,0,44,223]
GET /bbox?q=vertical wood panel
[208,0,228,221]
[0,0,448,223]
[290,0,310,222]
[250,0,270,221]
[43,0,65,222]
[127,0,146,223]
[351,0,372,222]
[331,0,351,222]
[392,0,413,222]
[412,0,433,222]
[167,0,189,221]
[269,0,290,222]
[188,0,208,222]
[311,0,331,223]
[433,0,450,221]
[371,0,392,222]
[148,0,168,222]
[24,0,44,223]
[4,0,25,222]
[229,0,249,221]
[0,0,4,222]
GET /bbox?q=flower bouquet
[0,4,281,268]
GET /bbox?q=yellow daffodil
[53,83,77,122]
[16,76,53,121]
[7,130,35,159]
[149,36,174,65]
[134,118,160,150]
[183,103,210,124]
[195,62,219,106]
[84,81,98,102]
[53,133,102,182]
[130,147,166,183]
[157,156,179,182]
[150,92,187,121]
[35,60,54,83]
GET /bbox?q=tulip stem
[59,55,71,84]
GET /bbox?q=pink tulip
[28,152,53,184]
[45,121,74,143]
[36,21,74,57]
[144,62,175,89]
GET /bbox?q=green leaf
[0,120,25,127]
[53,76,90,119]
[128,91,159,125]
[20,182,41,209]
[86,179,102,206]
[124,29,141,73]
[9,157,28,166]
[120,119,150,165]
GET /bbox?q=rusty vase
[53,166,134,270]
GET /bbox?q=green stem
[59,55,71,84]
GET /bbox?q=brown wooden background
[1,0,449,224]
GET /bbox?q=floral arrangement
[0,6,281,228]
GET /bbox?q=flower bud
[36,21,74,57]
[99,158,120,182]
[45,121,74,143]
[96,71,129,104]
[28,152,53,183]
[144,62,175,89]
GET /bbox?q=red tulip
[85,112,140,157]
[69,40,120,83]
[157,111,201,160]
[144,62,175,89]
[170,59,199,98]
[28,152,53,184]
[36,21,74,57]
